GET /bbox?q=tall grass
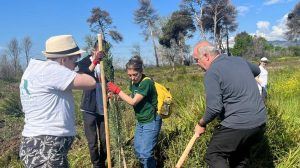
[1,57,300,167]
[110,62,300,167]
[267,66,300,167]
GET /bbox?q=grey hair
[199,45,220,56]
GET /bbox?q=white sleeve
[46,64,77,91]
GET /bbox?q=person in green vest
[108,56,162,168]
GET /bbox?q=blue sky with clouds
[0,0,298,66]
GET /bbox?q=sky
[0,0,298,67]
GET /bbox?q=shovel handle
[175,134,198,168]
[98,34,112,168]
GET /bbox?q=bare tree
[23,36,32,67]
[159,40,179,71]
[286,2,300,41]
[202,0,237,49]
[7,38,21,77]
[0,53,14,80]
[83,35,97,53]
[252,36,268,58]
[131,44,141,57]
[180,0,206,39]
[134,0,160,67]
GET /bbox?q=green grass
[1,56,300,167]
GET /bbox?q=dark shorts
[19,135,74,168]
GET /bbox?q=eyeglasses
[69,55,80,65]
[194,56,203,62]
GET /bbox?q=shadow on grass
[156,130,180,168]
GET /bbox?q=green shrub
[0,92,22,117]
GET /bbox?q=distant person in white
[19,35,97,168]
[257,57,268,101]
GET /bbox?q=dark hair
[93,40,98,49]
[93,39,108,49]
[126,55,144,73]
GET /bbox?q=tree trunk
[226,27,230,56]
[195,5,206,40]
[152,37,159,67]
[213,8,217,46]
[178,40,185,65]
[150,26,159,67]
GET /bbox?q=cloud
[255,14,288,41]
[0,46,7,52]
[222,36,235,49]
[256,21,270,31]
[237,6,250,16]
[264,0,282,5]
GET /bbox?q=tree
[159,10,196,64]
[87,8,123,43]
[22,36,32,67]
[87,7,123,81]
[180,0,206,39]
[0,53,14,80]
[202,0,238,49]
[131,44,141,57]
[222,5,238,55]
[231,31,253,57]
[159,40,180,71]
[252,36,272,58]
[7,38,22,77]
[286,2,300,41]
[134,0,160,67]
[83,35,97,52]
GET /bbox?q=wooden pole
[98,34,112,168]
[175,134,198,168]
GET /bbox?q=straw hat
[42,35,85,58]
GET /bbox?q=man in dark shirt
[193,41,267,168]
[77,41,107,168]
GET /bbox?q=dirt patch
[0,136,20,155]
[0,120,4,128]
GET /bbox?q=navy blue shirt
[203,54,266,129]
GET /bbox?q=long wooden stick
[121,147,127,168]
[175,134,198,168]
[98,34,112,168]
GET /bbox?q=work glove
[108,82,121,94]
[92,51,105,65]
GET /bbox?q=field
[0,56,300,168]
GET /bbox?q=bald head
[193,41,211,57]
[193,41,220,71]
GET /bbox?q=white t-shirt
[20,59,77,137]
[259,65,268,88]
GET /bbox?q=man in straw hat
[193,41,266,167]
[19,35,102,167]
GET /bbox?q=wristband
[92,59,98,65]
[115,87,121,94]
